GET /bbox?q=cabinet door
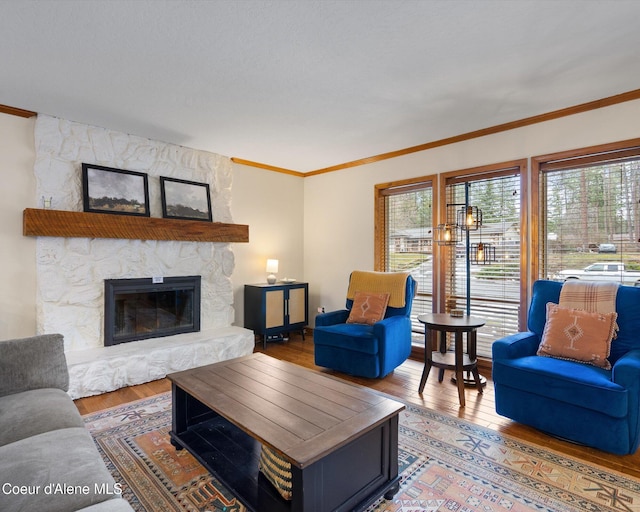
[265,289,285,329]
[288,287,307,325]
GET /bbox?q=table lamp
[266,259,279,284]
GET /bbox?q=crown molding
[0,104,37,118]
[8,87,640,176]
[305,88,640,176]
[230,157,305,177]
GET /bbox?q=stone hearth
[66,327,254,399]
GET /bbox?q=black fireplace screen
[104,276,201,346]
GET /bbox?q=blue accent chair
[492,279,640,454]
[314,273,416,378]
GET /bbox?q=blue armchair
[314,271,416,378]
[492,279,640,454]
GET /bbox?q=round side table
[417,313,485,407]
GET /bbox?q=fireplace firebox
[104,276,201,346]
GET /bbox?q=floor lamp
[435,182,490,386]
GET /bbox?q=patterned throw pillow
[346,291,390,325]
[259,444,292,500]
[537,302,617,369]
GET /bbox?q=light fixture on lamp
[469,209,496,265]
[476,242,485,262]
[266,259,279,284]
[457,205,482,231]
[434,223,460,246]
[470,241,496,264]
[440,194,486,315]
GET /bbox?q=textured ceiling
[2,0,640,172]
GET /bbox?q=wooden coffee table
[168,353,405,512]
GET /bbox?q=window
[375,177,435,341]
[441,162,527,358]
[375,162,527,359]
[534,139,640,286]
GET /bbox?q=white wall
[230,163,304,326]
[4,99,640,338]
[0,113,303,340]
[0,113,37,339]
[303,99,640,321]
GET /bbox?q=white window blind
[383,185,433,339]
[540,152,640,284]
[445,173,522,358]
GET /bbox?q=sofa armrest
[612,349,640,390]
[492,331,541,360]
[0,334,69,397]
[315,309,350,327]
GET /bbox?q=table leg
[418,329,433,393]
[418,362,432,393]
[454,331,465,407]
[469,329,483,394]
[468,329,477,360]
[438,330,447,353]
[437,330,446,382]
[471,367,484,393]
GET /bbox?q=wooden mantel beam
[23,208,249,243]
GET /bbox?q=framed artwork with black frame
[82,163,150,217]
[160,177,212,222]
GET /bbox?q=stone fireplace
[104,276,201,346]
[33,115,254,398]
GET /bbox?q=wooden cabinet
[244,282,308,348]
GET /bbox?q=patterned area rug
[84,392,640,512]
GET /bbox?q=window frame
[532,137,640,282]
[374,160,529,361]
[438,161,529,330]
[374,175,438,274]
[374,176,437,352]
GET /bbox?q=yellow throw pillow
[346,291,390,325]
[537,302,617,369]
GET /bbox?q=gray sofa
[0,334,134,512]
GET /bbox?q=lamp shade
[266,259,279,273]
[457,205,482,231]
[434,223,460,246]
[470,242,496,264]
[266,259,279,284]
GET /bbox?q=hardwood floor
[74,333,640,480]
